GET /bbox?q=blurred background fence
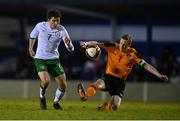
[0,80,180,102]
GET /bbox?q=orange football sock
[86,86,96,97]
[104,103,112,112]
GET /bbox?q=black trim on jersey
[134,52,143,59]
[29,37,36,40]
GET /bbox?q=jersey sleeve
[30,23,40,39]
[104,46,116,55]
[133,48,146,67]
[61,27,70,41]
[100,42,116,51]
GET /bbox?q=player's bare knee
[43,76,50,83]
[95,78,105,89]
[97,83,104,89]
[41,80,50,87]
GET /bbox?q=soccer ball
[85,46,101,59]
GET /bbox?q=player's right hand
[160,75,168,82]
[29,48,35,58]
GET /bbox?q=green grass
[0,99,180,120]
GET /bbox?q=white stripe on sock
[54,88,64,103]
[40,87,45,98]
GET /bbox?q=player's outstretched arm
[29,38,36,58]
[80,41,99,48]
[80,41,116,48]
[143,62,168,81]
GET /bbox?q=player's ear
[123,44,126,48]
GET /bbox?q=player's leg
[108,75,125,111]
[53,73,67,109]
[86,78,105,97]
[38,71,50,98]
[77,78,106,101]
[98,74,125,111]
[35,59,50,109]
[98,95,121,112]
[105,85,124,111]
[49,59,66,109]
[38,71,50,109]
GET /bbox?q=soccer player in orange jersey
[77,34,168,112]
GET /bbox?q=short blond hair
[121,34,132,46]
[115,34,132,46]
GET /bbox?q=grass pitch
[0,99,179,120]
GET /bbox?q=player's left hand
[160,75,168,81]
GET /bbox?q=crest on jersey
[127,53,131,58]
[55,31,61,37]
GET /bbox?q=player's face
[119,39,129,52]
[48,17,60,29]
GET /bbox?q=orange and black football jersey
[102,46,144,80]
